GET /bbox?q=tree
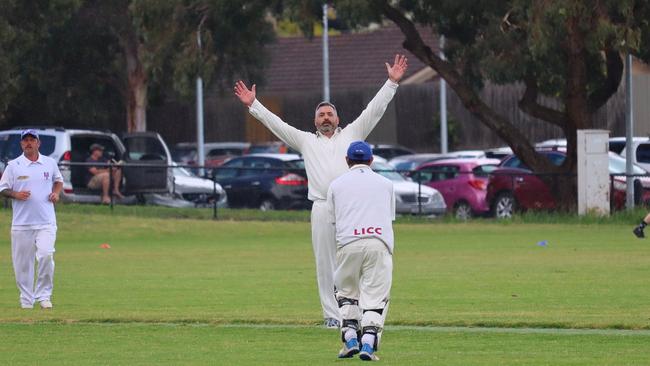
[1,0,275,132]
[306,0,649,210]
[85,0,276,132]
[0,0,82,123]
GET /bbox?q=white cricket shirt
[248,79,398,201]
[326,164,396,253]
[0,153,63,228]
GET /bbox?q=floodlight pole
[196,18,206,177]
[439,36,448,154]
[625,53,634,209]
[322,3,330,102]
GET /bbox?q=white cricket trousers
[334,238,392,329]
[310,200,340,320]
[11,226,56,307]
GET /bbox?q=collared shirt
[248,79,398,201]
[326,164,396,253]
[0,153,63,228]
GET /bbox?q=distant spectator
[86,144,123,204]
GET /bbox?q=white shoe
[40,300,53,309]
[21,304,34,309]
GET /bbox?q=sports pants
[11,226,57,306]
[310,200,340,320]
[334,238,392,330]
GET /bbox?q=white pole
[625,53,634,208]
[322,3,330,102]
[439,36,448,153]
[196,22,205,177]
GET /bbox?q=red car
[486,151,650,218]
[413,158,501,219]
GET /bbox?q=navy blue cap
[20,129,39,140]
[347,141,373,161]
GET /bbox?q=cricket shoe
[633,226,645,238]
[21,304,33,309]
[359,343,379,361]
[338,338,360,358]
[40,300,53,309]
[324,317,340,329]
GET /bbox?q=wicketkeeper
[326,141,395,361]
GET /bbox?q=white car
[371,161,446,215]
[171,163,227,208]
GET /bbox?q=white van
[1,128,175,203]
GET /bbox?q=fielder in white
[327,141,395,361]
[234,54,407,327]
[0,129,63,309]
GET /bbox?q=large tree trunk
[126,63,147,132]
[123,33,147,132]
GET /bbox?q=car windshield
[371,161,406,181]
[284,159,305,169]
[172,147,195,162]
[472,164,498,176]
[0,133,56,161]
[173,165,196,177]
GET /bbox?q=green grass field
[1,205,650,365]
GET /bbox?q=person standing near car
[327,141,395,361]
[234,54,407,328]
[0,129,63,309]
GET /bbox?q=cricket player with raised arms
[234,54,407,328]
[0,129,63,309]
[327,141,395,361]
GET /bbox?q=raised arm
[344,54,409,139]
[234,80,308,151]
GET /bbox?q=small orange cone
[99,243,111,249]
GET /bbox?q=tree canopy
[0,0,275,131]
[314,0,650,208]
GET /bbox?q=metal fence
[2,161,647,218]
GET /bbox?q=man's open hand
[386,54,408,83]
[234,80,256,107]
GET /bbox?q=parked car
[371,161,446,215]
[486,150,650,218]
[171,163,227,207]
[388,153,444,173]
[172,142,251,169]
[610,136,650,172]
[484,146,513,160]
[246,141,299,155]
[212,153,310,210]
[411,158,501,219]
[370,144,416,161]
[0,127,175,205]
[388,150,487,174]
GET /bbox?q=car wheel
[454,201,473,220]
[259,198,277,211]
[493,192,516,219]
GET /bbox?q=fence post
[212,177,218,220]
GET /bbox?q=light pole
[322,3,330,102]
[196,17,206,177]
